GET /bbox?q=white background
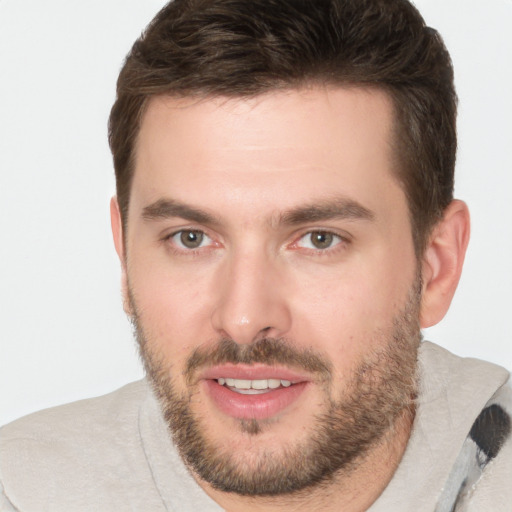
[1,0,511,426]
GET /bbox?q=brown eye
[296,231,341,250]
[178,230,205,249]
[310,231,334,249]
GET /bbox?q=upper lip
[198,363,311,383]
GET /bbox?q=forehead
[131,87,404,223]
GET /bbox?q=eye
[296,231,342,250]
[170,230,212,250]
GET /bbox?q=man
[1,0,510,510]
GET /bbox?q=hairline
[120,82,427,258]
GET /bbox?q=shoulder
[458,381,512,511]
[0,481,16,511]
[0,380,163,510]
[0,379,148,448]
[418,341,510,408]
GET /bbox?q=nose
[210,248,292,344]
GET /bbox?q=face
[119,87,421,495]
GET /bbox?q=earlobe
[110,197,132,316]
[420,200,470,328]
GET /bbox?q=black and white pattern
[435,402,511,512]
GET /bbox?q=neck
[198,406,414,512]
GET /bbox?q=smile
[217,378,292,394]
[201,367,309,420]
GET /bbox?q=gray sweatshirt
[1,342,511,511]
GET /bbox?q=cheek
[292,284,381,361]
[127,252,215,353]
[288,260,413,370]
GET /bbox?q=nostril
[253,326,273,343]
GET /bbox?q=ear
[420,200,470,328]
[110,197,132,316]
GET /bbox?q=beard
[130,281,421,497]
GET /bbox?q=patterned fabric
[435,396,512,511]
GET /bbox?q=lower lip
[204,380,308,420]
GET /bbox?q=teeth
[251,379,268,390]
[217,378,293,390]
[268,379,281,389]
[234,379,251,390]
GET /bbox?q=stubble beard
[130,282,421,497]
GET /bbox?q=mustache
[185,337,332,383]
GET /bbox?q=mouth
[216,377,292,394]
[200,365,310,421]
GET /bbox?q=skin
[111,86,470,511]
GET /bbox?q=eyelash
[163,229,215,253]
[291,230,348,254]
[162,228,349,256]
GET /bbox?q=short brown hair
[109,0,457,254]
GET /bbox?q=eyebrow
[141,196,375,227]
[280,198,375,225]
[142,198,219,225]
